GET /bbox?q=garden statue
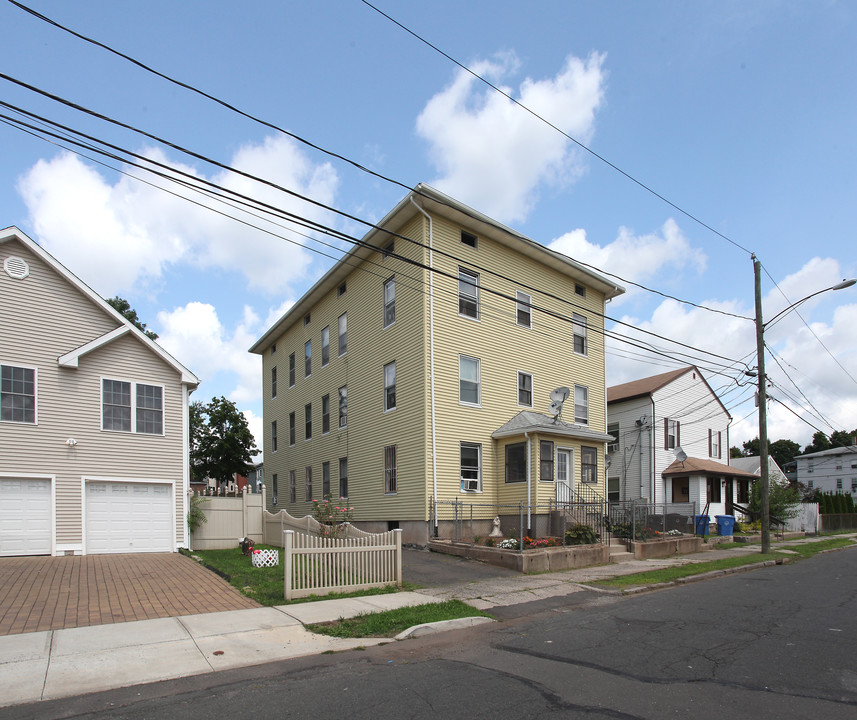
[489,516,503,538]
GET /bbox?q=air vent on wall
[4,256,30,279]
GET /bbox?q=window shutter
[664,418,669,450]
[718,431,722,459]
[676,422,681,448]
[708,429,712,456]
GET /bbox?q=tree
[830,429,857,448]
[106,296,159,340]
[738,437,800,469]
[730,446,743,459]
[747,477,801,522]
[803,431,831,456]
[741,438,761,457]
[190,397,258,489]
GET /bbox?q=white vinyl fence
[283,528,403,600]
[190,488,265,550]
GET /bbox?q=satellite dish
[548,400,562,416]
[674,446,688,464]
[550,387,571,403]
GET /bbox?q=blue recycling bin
[694,515,710,536]
[715,515,735,537]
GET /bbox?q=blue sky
[2,0,855,455]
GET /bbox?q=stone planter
[627,536,704,559]
[427,539,609,573]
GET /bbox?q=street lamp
[752,256,855,553]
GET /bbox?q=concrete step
[609,551,636,563]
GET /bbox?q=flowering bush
[666,529,682,536]
[312,495,355,538]
[497,538,520,549]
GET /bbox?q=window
[1,365,36,424]
[575,283,586,298]
[807,479,814,491]
[338,282,347,297]
[322,394,330,434]
[461,230,478,249]
[384,445,397,494]
[305,466,312,501]
[289,353,295,387]
[852,479,857,493]
[384,277,396,327]
[271,343,277,354]
[304,340,311,377]
[836,461,843,470]
[516,291,532,328]
[338,313,347,356]
[459,355,480,406]
[738,480,750,502]
[707,477,722,503]
[102,379,163,434]
[505,442,527,483]
[304,313,311,326]
[709,430,721,459]
[517,371,533,407]
[572,313,587,355]
[664,419,680,450]
[608,477,620,502]
[540,441,554,482]
[581,446,597,484]
[574,385,588,425]
[289,412,296,445]
[458,268,479,319]
[271,421,278,452]
[321,326,330,366]
[289,470,296,503]
[384,362,396,411]
[807,462,814,473]
[339,457,348,498]
[322,462,331,497]
[836,478,843,490]
[272,473,278,506]
[338,385,347,428]
[461,443,481,491]
[305,403,312,440]
[607,422,620,453]
[271,366,277,398]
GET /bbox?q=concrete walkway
[1,535,854,709]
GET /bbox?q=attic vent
[4,256,30,279]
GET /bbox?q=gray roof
[795,445,857,460]
[492,411,613,443]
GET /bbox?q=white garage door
[0,478,51,556]
[86,481,173,554]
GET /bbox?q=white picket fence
[283,528,403,600]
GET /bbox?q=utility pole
[752,255,771,553]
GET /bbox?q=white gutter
[409,197,439,535]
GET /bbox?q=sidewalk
[1,535,851,708]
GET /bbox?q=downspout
[525,431,532,533]
[638,418,645,500]
[409,197,439,536]
[603,295,609,493]
[650,397,656,503]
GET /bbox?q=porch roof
[662,456,759,478]
[491,410,614,443]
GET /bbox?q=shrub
[564,523,599,545]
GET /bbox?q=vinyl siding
[0,238,188,550]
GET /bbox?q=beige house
[250,186,623,544]
[0,227,199,556]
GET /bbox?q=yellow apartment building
[249,185,624,544]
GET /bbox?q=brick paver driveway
[0,553,260,636]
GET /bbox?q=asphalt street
[4,546,856,720]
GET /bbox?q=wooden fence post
[284,530,294,601]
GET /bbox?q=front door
[673,477,690,504]
[724,479,734,515]
[556,448,573,503]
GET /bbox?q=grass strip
[185,546,417,606]
[307,600,491,638]
[591,536,856,589]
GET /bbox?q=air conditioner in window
[466,480,479,491]
[607,442,619,453]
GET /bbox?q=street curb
[394,616,495,640]
[619,559,783,595]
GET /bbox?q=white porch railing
[283,528,403,601]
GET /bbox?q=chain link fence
[606,501,698,540]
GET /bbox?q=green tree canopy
[106,296,158,340]
[738,437,801,469]
[191,397,258,488]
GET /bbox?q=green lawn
[307,600,491,638]
[184,546,414,606]
[590,537,856,589]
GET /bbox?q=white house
[606,366,755,516]
[795,445,857,497]
[1,227,199,556]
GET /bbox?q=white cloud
[417,52,606,223]
[550,219,707,304]
[17,135,338,297]
[242,408,264,463]
[155,301,262,405]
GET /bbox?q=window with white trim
[505,442,527,483]
[384,361,397,411]
[338,313,347,356]
[607,422,620,453]
[338,385,347,428]
[461,230,478,248]
[304,340,311,377]
[581,446,597,484]
[460,442,481,492]
[1,364,36,424]
[384,277,396,327]
[321,326,330,366]
[516,291,531,328]
[289,470,296,503]
[384,445,397,494]
[540,441,554,482]
[458,268,479,319]
[574,385,588,425]
[459,355,480,406]
[517,371,533,407]
[665,419,680,450]
[322,394,330,434]
[572,313,587,355]
[271,421,278,452]
[709,429,721,459]
[837,478,843,490]
[102,378,163,434]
